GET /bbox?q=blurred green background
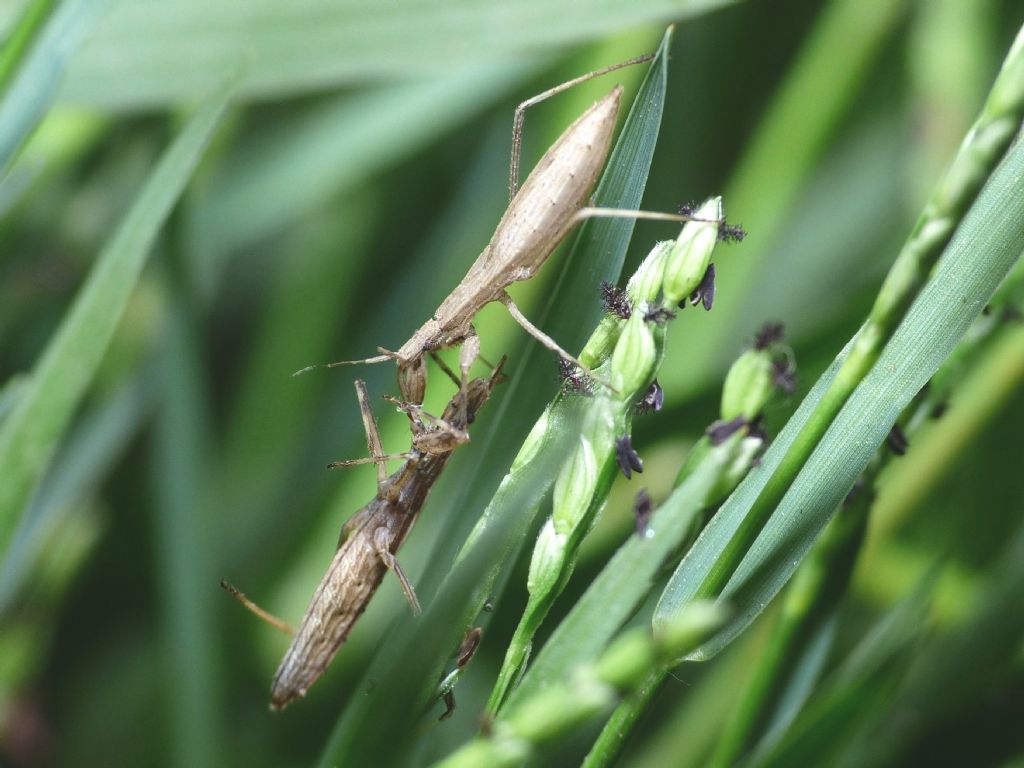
[1,0,1023,765]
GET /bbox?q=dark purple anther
[643,306,676,325]
[634,489,653,537]
[772,358,797,394]
[718,221,747,243]
[615,435,644,479]
[886,425,909,456]
[636,380,664,415]
[754,322,785,350]
[706,415,746,446]
[687,263,716,311]
[678,201,697,217]
[746,418,769,442]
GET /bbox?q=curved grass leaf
[152,260,222,768]
[316,30,674,766]
[0,0,109,170]
[0,0,59,93]
[654,134,1024,657]
[0,80,234,562]
[829,528,1024,768]
[59,0,738,109]
[0,373,153,614]
[746,571,938,768]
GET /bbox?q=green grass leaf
[59,0,739,109]
[0,80,234,561]
[654,133,1024,658]
[0,0,108,170]
[746,572,937,768]
[0,374,152,613]
[827,529,1024,768]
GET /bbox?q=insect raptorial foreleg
[327,380,414,477]
[383,395,471,453]
[509,53,654,200]
[221,580,296,636]
[428,351,464,389]
[356,379,388,489]
[452,331,481,423]
[373,527,421,615]
[498,292,614,392]
[436,626,483,721]
[396,352,428,406]
[459,332,480,386]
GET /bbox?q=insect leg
[327,382,416,474]
[499,292,616,393]
[327,453,414,469]
[436,626,484,721]
[220,580,296,635]
[458,331,480,386]
[574,206,719,226]
[373,527,421,615]
[428,351,463,388]
[383,395,470,447]
[355,379,389,490]
[509,53,654,200]
[452,330,482,423]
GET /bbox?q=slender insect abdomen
[483,85,621,281]
[269,454,451,710]
[269,521,391,710]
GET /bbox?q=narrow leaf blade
[0,80,234,560]
[655,136,1024,657]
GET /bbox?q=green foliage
[0,79,234,558]
[2,1,1024,767]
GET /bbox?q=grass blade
[0,373,152,613]
[151,252,222,768]
[830,527,1024,768]
[654,133,1024,656]
[746,572,938,768]
[60,0,738,108]
[0,0,108,170]
[679,22,1024,604]
[0,80,233,561]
